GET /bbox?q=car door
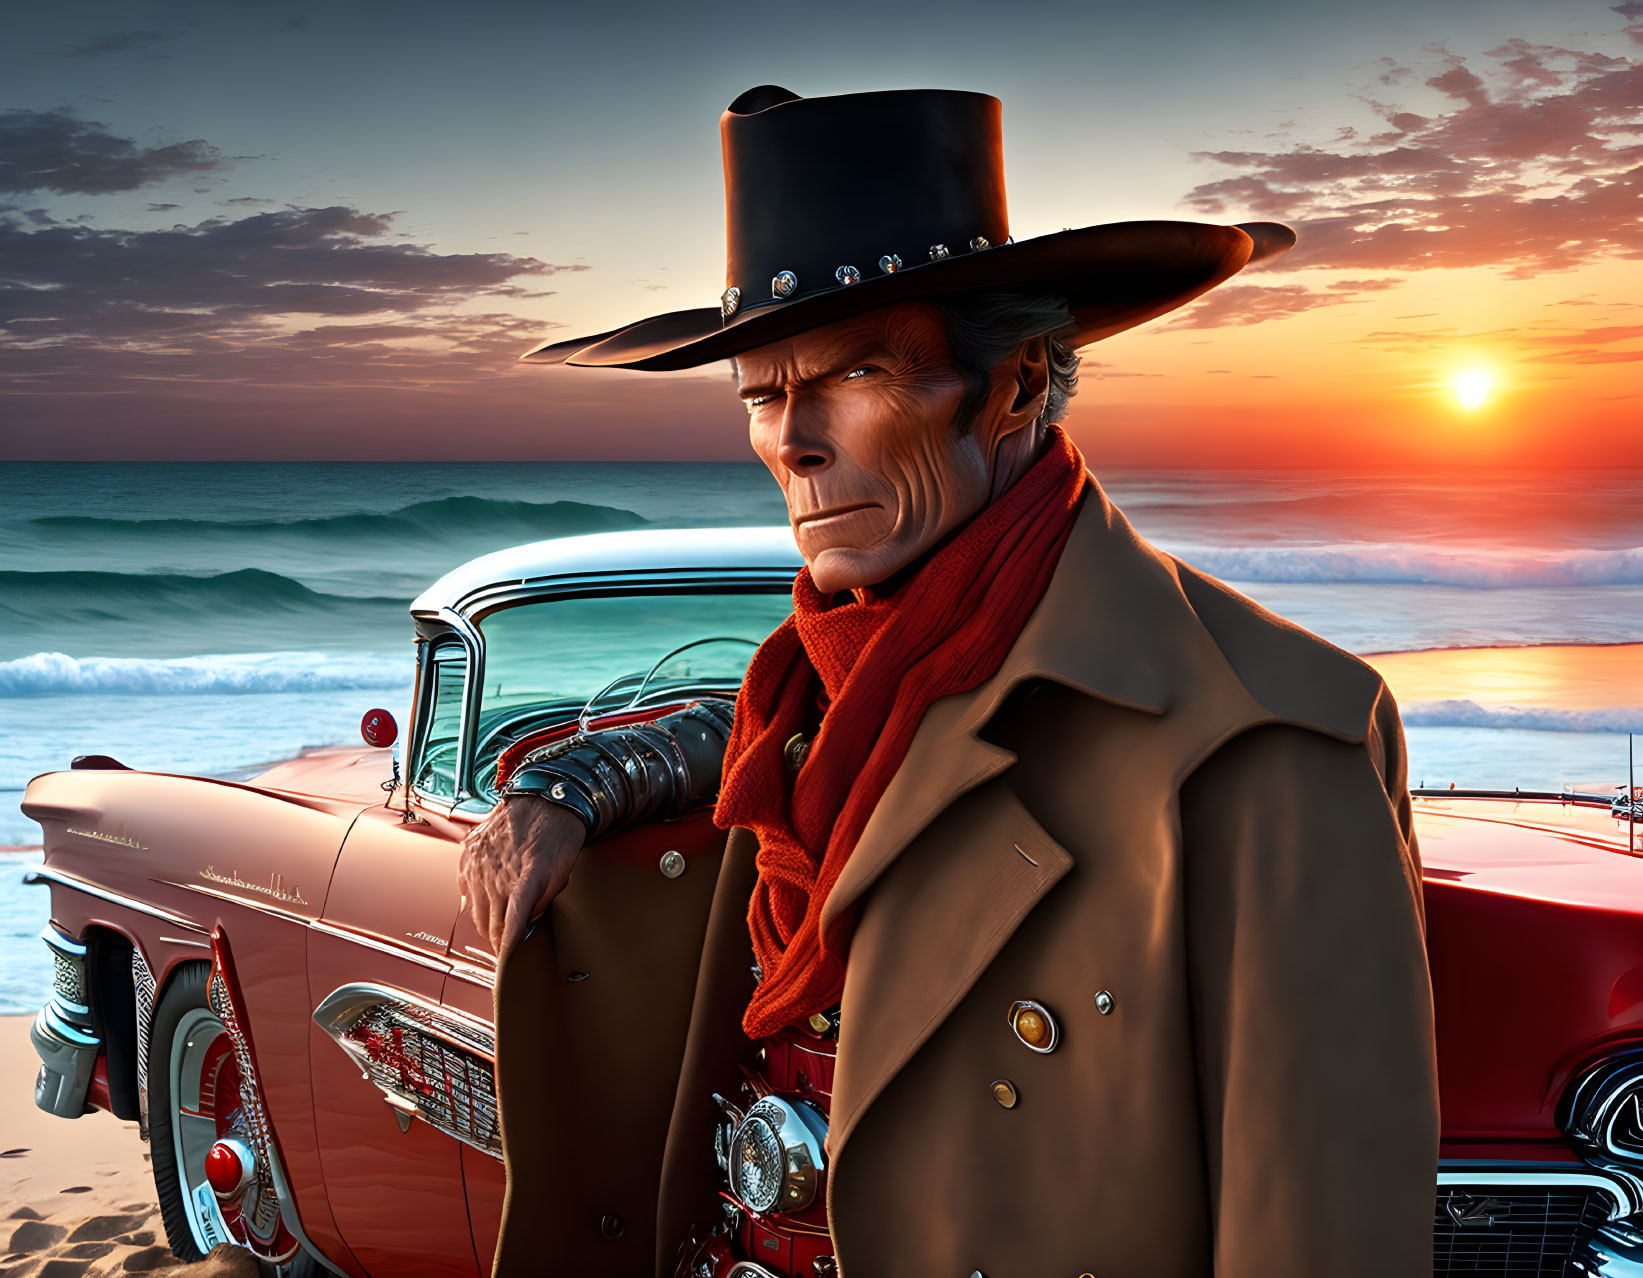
[307,638,480,1277]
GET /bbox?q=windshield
[471,589,793,795]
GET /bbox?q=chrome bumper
[29,925,101,1119]
[1574,1218,1643,1276]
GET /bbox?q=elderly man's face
[738,300,1039,595]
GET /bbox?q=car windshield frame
[413,565,797,813]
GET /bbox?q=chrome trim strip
[444,964,497,991]
[158,935,210,948]
[22,864,198,930]
[313,981,493,1046]
[42,1001,99,1046]
[40,924,87,957]
[1437,1161,1639,1219]
[306,921,452,974]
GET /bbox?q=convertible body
[19,525,1643,1277]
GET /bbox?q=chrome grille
[343,1003,500,1158]
[1434,1185,1611,1276]
[51,947,87,1006]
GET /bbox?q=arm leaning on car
[1180,683,1440,1277]
[459,698,737,959]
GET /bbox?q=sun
[1451,368,1495,410]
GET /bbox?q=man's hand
[459,796,589,961]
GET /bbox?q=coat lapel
[819,471,1180,938]
[815,469,1286,1177]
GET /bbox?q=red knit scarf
[714,425,1088,1038]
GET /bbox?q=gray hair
[924,289,1081,435]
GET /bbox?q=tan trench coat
[491,473,1440,1278]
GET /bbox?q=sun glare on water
[1451,368,1495,410]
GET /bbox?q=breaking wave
[1402,700,1643,734]
[0,651,406,697]
[30,496,648,540]
[0,569,400,623]
[1172,543,1643,588]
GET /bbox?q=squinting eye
[843,365,879,381]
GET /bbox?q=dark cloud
[0,200,593,443]
[63,28,185,58]
[222,196,275,206]
[0,108,225,195]
[1182,24,1643,279]
[145,202,181,211]
[0,204,583,345]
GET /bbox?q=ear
[1001,336,1051,432]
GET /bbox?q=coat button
[1007,999,1059,1052]
[990,1079,1018,1108]
[600,1214,623,1238]
[659,850,686,878]
[1094,989,1116,1015]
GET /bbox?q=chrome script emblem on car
[1445,1192,1509,1228]
[66,826,147,850]
[199,865,309,905]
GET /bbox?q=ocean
[2,461,1641,1013]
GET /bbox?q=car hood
[1417,796,1643,910]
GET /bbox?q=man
[462,85,1439,1277]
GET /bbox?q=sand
[0,1016,253,1278]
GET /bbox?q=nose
[775,399,834,478]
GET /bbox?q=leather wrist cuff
[503,697,735,844]
[503,774,598,836]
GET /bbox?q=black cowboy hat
[521,84,1293,372]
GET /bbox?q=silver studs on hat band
[928,243,951,260]
[878,253,902,274]
[772,270,798,299]
[835,264,860,286]
[970,235,991,251]
[720,287,741,320]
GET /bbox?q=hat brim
[519,220,1295,373]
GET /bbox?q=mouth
[794,501,878,528]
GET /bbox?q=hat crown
[720,87,1009,312]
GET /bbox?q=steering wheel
[576,636,758,732]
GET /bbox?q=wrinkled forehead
[730,300,952,386]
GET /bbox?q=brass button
[1094,989,1115,1015]
[808,1012,831,1034]
[1007,999,1059,1053]
[990,1079,1018,1109]
[783,732,812,773]
[659,850,686,878]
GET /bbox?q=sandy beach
[0,1015,251,1278]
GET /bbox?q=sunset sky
[1,0,1639,467]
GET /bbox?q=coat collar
[822,469,1211,938]
[819,467,1379,938]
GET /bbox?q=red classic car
[19,525,1643,1278]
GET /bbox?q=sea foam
[1170,543,1643,588]
[0,651,406,697]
